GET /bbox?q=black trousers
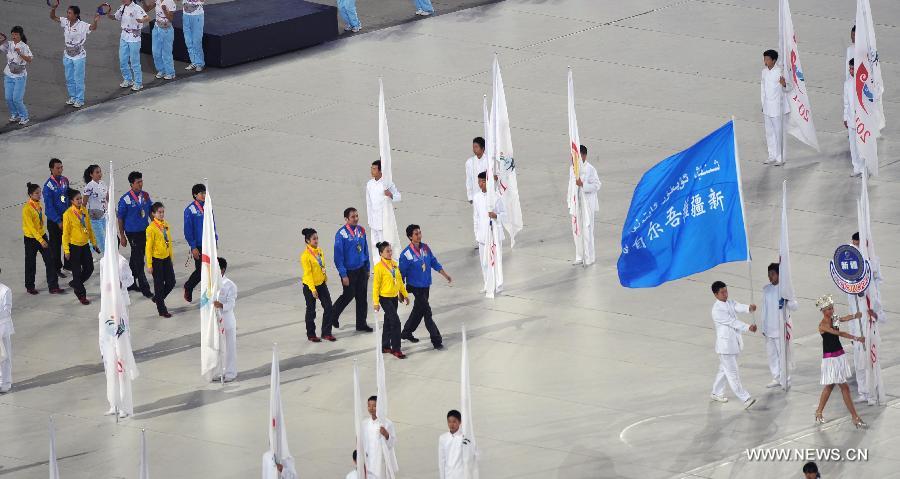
[302,283,334,338]
[68,244,94,298]
[151,257,176,314]
[47,221,69,272]
[332,267,369,329]
[126,231,152,295]
[24,236,59,290]
[380,296,401,352]
[401,286,442,346]
[184,256,201,293]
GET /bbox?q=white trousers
[0,333,11,389]
[763,114,786,162]
[852,340,868,398]
[765,336,782,381]
[848,125,863,174]
[477,242,488,287]
[224,327,237,380]
[572,211,596,264]
[712,353,750,402]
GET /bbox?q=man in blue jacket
[183,183,216,302]
[43,158,71,277]
[398,224,451,349]
[332,207,372,332]
[116,171,153,298]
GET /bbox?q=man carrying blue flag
[709,281,758,409]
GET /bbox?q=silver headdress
[815,294,834,310]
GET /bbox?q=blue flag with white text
[617,121,749,288]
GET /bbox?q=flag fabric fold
[262,345,297,479]
[490,55,523,246]
[377,79,401,259]
[374,317,399,477]
[566,68,592,262]
[199,184,223,380]
[99,161,138,416]
[778,180,796,389]
[483,69,504,298]
[460,325,479,479]
[353,361,366,479]
[854,0,883,176]
[779,0,819,151]
[857,174,886,404]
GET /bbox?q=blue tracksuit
[183,200,217,250]
[43,175,70,224]
[333,224,369,277]
[117,190,152,233]
[398,243,443,288]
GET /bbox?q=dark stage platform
[140,0,338,68]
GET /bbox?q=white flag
[460,325,479,479]
[49,417,59,479]
[854,0,882,176]
[353,361,366,479]
[199,183,223,380]
[139,429,149,479]
[375,79,401,259]
[566,68,592,263]
[262,345,297,479]
[857,175,886,404]
[778,180,795,389]
[490,55,524,246]
[484,75,504,298]
[779,0,819,151]
[99,161,138,416]
[374,317,399,477]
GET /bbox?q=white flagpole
[139,428,149,479]
[49,416,60,479]
[731,117,756,324]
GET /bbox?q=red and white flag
[262,345,297,479]
[199,182,222,380]
[566,68,592,262]
[778,180,796,389]
[779,0,819,151]
[484,70,504,298]
[490,55,523,247]
[854,0,883,176]
[460,325,479,479]
[857,174,885,404]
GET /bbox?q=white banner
[779,0,819,151]
[854,0,882,176]
[199,183,222,380]
[491,56,523,246]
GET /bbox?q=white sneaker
[72,101,84,108]
[118,410,129,418]
[155,72,164,79]
[351,26,361,32]
[119,80,133,88]
[710,393,728,403]
[867,398,877,406]
[415,9,425,14]
[416,9,432,16]
[763,158,773,164]
[572,259,583,266]
[773,160,784,167]
[104,407,117,416]
[8,116,19,123]
[766,379,781,388]
[854,395,868,404]
[194,65,204,72]
[185,64,196,71]
[163,74,176,80]
[344,26,353,31]
[18,118,29,125]
[131,84,143,92]
[744,397,757,410]
[0,385,10,393]
[65,98,75,105]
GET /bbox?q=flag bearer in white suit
[760,263,798,388]
[761,49,791,165]
[360,395,398,479]
[847,232,879,404]
[843,59,864,176]
[214,257,237,382]
[346,450,359,479]
[438,409,475,479]
[568,144,601,266]
[846,25,855,79]
[473,172,505,292]
[709,281,759,409]
[0,269,13,393]
[366,160,401,245]
[465,137,488,242]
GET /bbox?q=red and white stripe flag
[199,182,222,380]
[854,0,883,176]
[857,174,885,404]
[262,345,297,479]
[567,68,591,263]
[778,0,819,151]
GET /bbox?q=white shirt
[345,471,358,479]
[83,180,109,214]
[759,283,798,338]
[846,44,854,79]
[1,41,32,78]
[472,189,505,244]
[365,178,401,231]
[60,18,91,59]
[711,299,751,354]
[760,66,790,117]
[843,76,855,123]
[438,431,468,479]
[465,154,488,202]
[155,0,176,28]
[361,417,397,479]
[182,0,204,16]
[114,3,147,43]
[567,160,601,213]
[0,283,12,330]
[217,276,237,330]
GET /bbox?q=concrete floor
[1,0,899,477]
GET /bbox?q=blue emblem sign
[829,244,871,295]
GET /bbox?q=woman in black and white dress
[814,294,866,428]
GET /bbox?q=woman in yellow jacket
[372,241,409,359]
[62,189,100,305]
[301,228,336,343]
[146,202,175,318]
[22,182,62,295]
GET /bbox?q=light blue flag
[617,121,749,288]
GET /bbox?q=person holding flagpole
[360,395,398,479]
[22,182,63,295]
[760,263,798,388]
[813,295,866,428]
[568,144,601,266]
[760,49,791,165]
[438,409,471,479]
[366,160,402,247]
[62,189,100,305]
[213,257,237,382]
[145,202,175,318]
[465,137,487,245]
[709,281,758,409]
[300,228,336,343]
[847,232,875,404]
[843,59,864,177]
[0,268,12,394]
[373,241,409,359]
[262,345,298,479]
[473,172,505,294]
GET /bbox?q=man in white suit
[760,263,798,388]
[709,281,758,409]
[760,49,791,165]
[568,144,602,266]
